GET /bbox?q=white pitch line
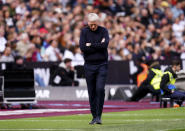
[0,120,86,122]
[0,119,183,122]
[103,113,184,116]
[0,129,81,131]
[158,128,185,131]
[0,109,89,116]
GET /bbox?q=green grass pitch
[0,108,185,131]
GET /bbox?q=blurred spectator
[73,45,84,65]
[32,44,43,62]
[0,27,7,53]
[44,40,62,61]
[12,55,26,69]
[140,8,151,27]
[16,33,32,57]
[0,46,14,62]
[171,2,184,19]
[172,17,184,43]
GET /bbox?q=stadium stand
[0,0,184,63]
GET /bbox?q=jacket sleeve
[160,74,171,94]
[91,28,109,49]
[79,29,96,53]
[140,70,155,87]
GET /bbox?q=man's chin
[92,29,97,31]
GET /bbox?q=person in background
[130,59,148,87]
[12,55,26,69]
[160,60,185,106]
[16,33,31,57]
[44,40,62,62]
[0,28,7,53]
[50,58,79,86]
[59,58,79,86]
[32,44,43,62]
[136,60,148,88]
[79,13,109,125]
[130,61,162,101]
[0,46,14,62]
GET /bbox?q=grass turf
[0,107,185,131]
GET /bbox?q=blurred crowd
[0,0,185,65]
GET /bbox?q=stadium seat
[160,96,183,108]
[160,97,174,108]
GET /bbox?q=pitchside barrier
[35,85,136,101]
[34,80,185,101]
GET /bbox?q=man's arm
[160,74,171,94]
[90,28,109,49]
[79,29,96,53]
[140,70,154,87]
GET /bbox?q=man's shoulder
[45,46,53,52]
[164,67,172,73]
[98,26,108,31]
[81,26,89,32]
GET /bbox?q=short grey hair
[87,13,99,22]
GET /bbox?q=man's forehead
[88,21,98,25]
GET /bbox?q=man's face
[51,40,58,48]
[175,65,181,72]
[88,21,98,31]
[16,58,23,65]
[66,61,72,69]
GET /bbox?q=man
[50,58,79,86]
[12,55,26,69]
[130,61,162,101]
[44,40,62,61]
[79,13,109,125]
[160,60,185,106]
[59,58,79,86]
[136,60,148,87]
[0,28,7,53]
[0,46,14,62]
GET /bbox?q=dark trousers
[131,86,149,101]
[170,91,185,101]
[131,85,160,101]
[164,90,185,106]
[84,63,108,118]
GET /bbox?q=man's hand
[86,43,91,46]
[171,89,175,93]
[101,38,105,43]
